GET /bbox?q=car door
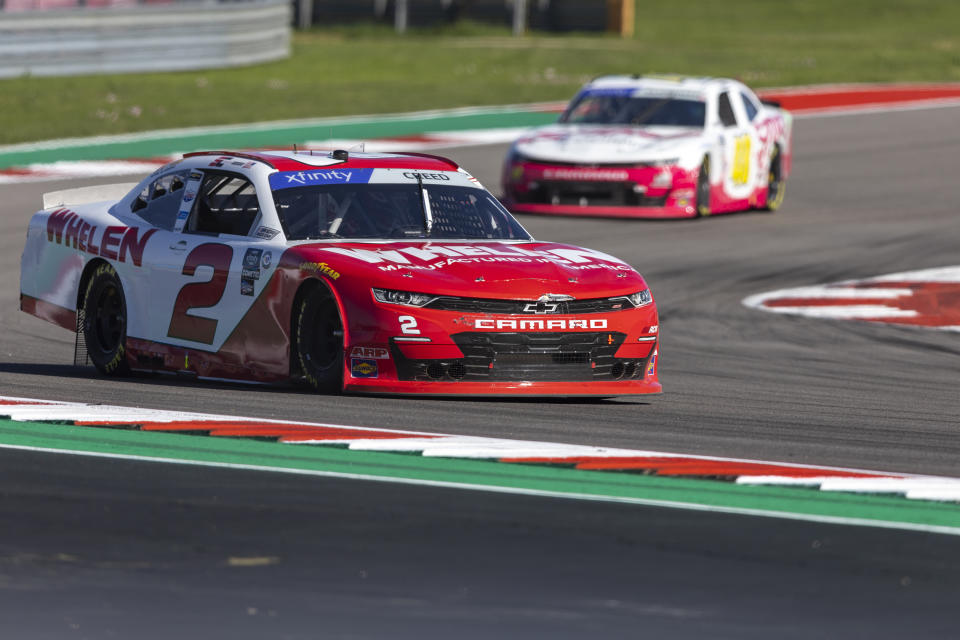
[716,89,755,202]
[146,169,278,353]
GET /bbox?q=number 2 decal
[398,315,420,335]
[167,243,233,344]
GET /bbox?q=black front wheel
[82,263,131,376]
[295,288,344,393]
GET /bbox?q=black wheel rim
[304,297,342,371]
[94,283,124,353]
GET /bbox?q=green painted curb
[1,418,958,533]
[0,107,559,170]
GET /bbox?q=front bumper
[342,300,660,396]
[344,378,661,396]
[503,160,698,219]
[507,202,696,219]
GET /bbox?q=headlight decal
[372,288,436,307]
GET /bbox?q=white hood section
[514,124,706,164]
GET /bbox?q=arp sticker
[349,346,389,360]
[351,358,378,378]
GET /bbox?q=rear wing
[42,183,136,210]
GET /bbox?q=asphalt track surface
[2,105,960,637]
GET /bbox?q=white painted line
[0,442,957,536]
[747,305,917,320]
[344,436,650,459]
[747,286,912,300]
[906,488,960,501]
[736,476,831,487]
[860,266,960,284]
[819,477,960,496]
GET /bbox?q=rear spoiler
[760,98,782,108]
[42,183,136,210]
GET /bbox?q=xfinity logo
[285,170,354,185]
[269,168,374,190]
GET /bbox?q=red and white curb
[0,130,526,185]
[0,157,180,184]
[757,82,960,117]
[303,126,533,153]
[743,266,960,331]
[2,395,960,502]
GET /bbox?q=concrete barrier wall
[0,0,291,78]
[302,0,611,32]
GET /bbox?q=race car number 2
[398,315,420,335]
[167,243,233,344]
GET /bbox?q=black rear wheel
[763,145,786,211]
[695,156,711,217]
[295,287,344,393]
[82,263,131,376]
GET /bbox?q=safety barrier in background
[296,0,635,36]
[0,0,291,78]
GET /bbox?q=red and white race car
[502,75,793,218]
[20,150,661,396]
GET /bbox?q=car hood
[288,240,648,300]
[514,124,706,164]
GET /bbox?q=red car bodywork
[21,150,660,396]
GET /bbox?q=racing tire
[763,145,786,212]
[82,262,131,376]
[695,156,711,217]
[295,287,344,393]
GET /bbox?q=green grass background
[1,0,958,145]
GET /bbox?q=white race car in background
[502,75,793,218]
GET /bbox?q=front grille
[393,331,653,383]
[425,295,631,314]
[516,180,667,207]
[525,160,650,168]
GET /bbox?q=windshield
[273,183,532,241]
[561,93,706,127]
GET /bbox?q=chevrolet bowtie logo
[523,293,574,314]
[523,301,559,314]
